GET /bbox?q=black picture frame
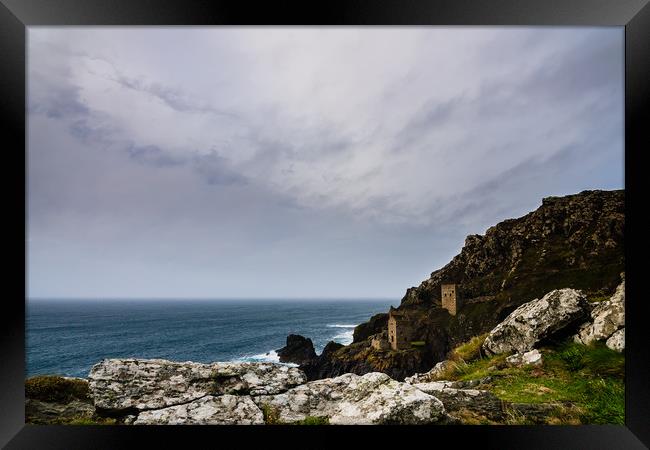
[2,0,648,448]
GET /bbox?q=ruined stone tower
[387,307,409,350]
[441,283,463,315]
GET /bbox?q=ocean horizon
[26,298,396,379]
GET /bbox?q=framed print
[2,0,649,448]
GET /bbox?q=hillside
[302,189,624,380]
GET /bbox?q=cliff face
[310,190,624,380]
[399,189,624,308]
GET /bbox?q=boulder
[276,334,317,365]
[505,349,543,367]
[412,382,505,422]
[320,341,345,357]
[133,395,264,425]
[253,372,447,425]
[88,359,306,413]
[574,280,625,345]
[404,359,456,384]
[482,289,590,355]
[353,313,388,343]
[606,328,625,352]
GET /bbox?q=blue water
[26,299,395,378]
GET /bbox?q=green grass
[491,341,624,424]
[544,341,624,378]
[25,376,90,404]
[434,338,624,424]
[410,341,426,347]
[449,333,489,362]
[580,378,624,424]
[454,354,510,381]
[292,416,329,425]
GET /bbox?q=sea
[26,299,396,379]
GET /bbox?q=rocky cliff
[303,190,624,380]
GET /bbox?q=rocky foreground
[26,281,625,425]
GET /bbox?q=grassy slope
[433,337,624,425]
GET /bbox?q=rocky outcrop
[81,358,456,425]
[82,358,454,425]
[404,360,456,384]
[24,375,98,424]
[574,279,625,347]
[606,328,625,352]
[276,334,317,365]
[25,398,95,425]
[353,313,388,343]
[88,359,306,413]
[505,349,543,367]
[300,339,436,382]
[482,289,590,355]
[400,190,624,308]
[411,381,505,422]
[254,372,448,425]
[133,395,264,425]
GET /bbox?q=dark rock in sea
[352,313,388,343]
[321,340,344,357]
[276,334,317,365]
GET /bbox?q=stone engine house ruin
[385,283,463,350]
[387,307,409,351]
[441,283,463,315]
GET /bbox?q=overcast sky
[27,27,624,299]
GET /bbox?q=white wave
[326,324,357,328]
[234,350,298,367]
[332,329,355,345]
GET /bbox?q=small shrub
[449,333,489,362]
[25,376,90,403]
[261,403,282,425]
[503,406,535,425]
[587,295,610,303]
[294,416,329,425]
[554,342,587,372]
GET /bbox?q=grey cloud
[107,70,239,119]
[26,28,623,299]
[395,95,466,149]
[191,151,248,186]
[28,83,89,119]
[127,144,187,168]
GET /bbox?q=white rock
[506,349,543,367]
[133,395,264,425]
[410,382,505,422]
[574,281,625,345]
[404,360,456,384]
[483,288,589,355]
[606,328,625,352]
[88,358,306,412]
[254,372,447,425]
